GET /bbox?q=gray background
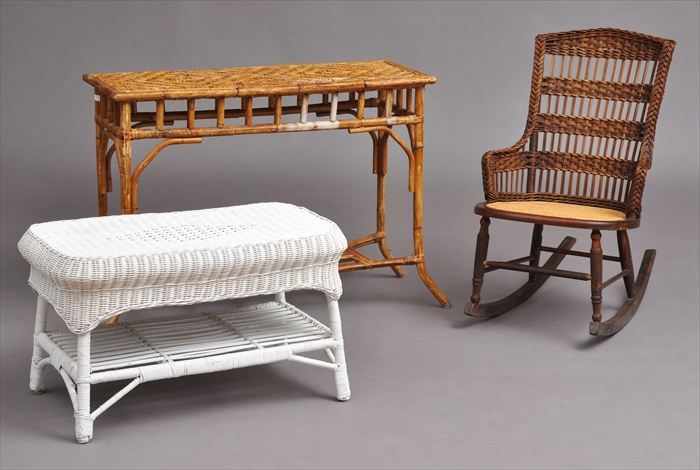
[1,1,698,469]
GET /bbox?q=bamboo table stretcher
[83,59,449,307]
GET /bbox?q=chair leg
[469,217,491,309]
[528,224,543,281]
[617,230,635,298]
[326,296,350,402]
[75,333,93,444]
[590,230,603,323]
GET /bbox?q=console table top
[83,59,437,101]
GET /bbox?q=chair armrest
[481,133,532,200]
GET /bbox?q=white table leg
[75,332,93,443]
[326,296,350,401]
[29,295,48,393]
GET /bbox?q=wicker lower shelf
[38,300,338,385]
[32,296,350,443]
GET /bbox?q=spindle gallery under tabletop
[83,59,449,307]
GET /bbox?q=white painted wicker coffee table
[18,202,351,444]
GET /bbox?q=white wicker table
[18,202,351,443]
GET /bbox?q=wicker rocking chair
[465,29,675,336]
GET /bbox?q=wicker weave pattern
[542,30,662,60]
[540,77,651,101]
[84,60,437,101]
[18,203,347,333]
[482,28,675,219]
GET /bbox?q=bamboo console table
[83,59,449,306]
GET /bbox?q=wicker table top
[83,59,437,101]
[19,202,347,333]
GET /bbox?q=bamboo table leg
[412,88,450,307]
[375,123,404,278]
[102,102,134,327]
[95,96,109,216]
[116,102,134,214]
[340,88,449,306]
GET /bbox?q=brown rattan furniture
[83,60,449,308]
[465,29,675,336]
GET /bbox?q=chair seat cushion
[486,201,627,222]
[18,203,347,333]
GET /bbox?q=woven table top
[18,203,348,333]
[19,202,345,258]
[83,59,437,101]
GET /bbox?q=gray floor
[2,206,699,469]
[1,1,698,469]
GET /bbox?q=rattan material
[18,203,347,334]
[83,60,437,101]
[486,201,626,222]
[479,28,675,220]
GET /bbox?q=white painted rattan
[18,202,347,334]
[22,203,351,443]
